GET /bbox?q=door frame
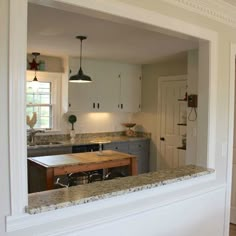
[157,75,187,170]
[225,43,236,234]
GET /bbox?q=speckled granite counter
[27,165,214,214]
[27,132,150,150]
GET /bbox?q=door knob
[160,137,165,141]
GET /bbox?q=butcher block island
[28,150,137,193]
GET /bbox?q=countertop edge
[27,165,214,215]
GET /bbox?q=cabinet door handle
[93,103,95,109]
[69,103,71,107]
[97,103,100,109]
[118,104,120,108]
[121,104,123,109]
[160,137,165,141]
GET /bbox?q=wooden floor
[230,224,236,236]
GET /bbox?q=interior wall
[26,55,135,134]
[61,112,132,133]
[132,52,188,171]
[27,54,64,73]
[186,49,198,165]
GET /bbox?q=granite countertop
[27,135,150,150]
[27,165,214,214]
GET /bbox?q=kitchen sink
[28,141,63,147]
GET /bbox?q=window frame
[26,70,62,131]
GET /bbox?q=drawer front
[103,142,129,153]
[129,140,149,153]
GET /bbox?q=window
[26,71,62,131]
[26,81,52,129]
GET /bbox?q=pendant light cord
[80,38,83,69]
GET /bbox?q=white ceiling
[27,3,198,64]
[223,0,236,6]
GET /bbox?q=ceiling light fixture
[69,36,92,83]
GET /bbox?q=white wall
[133,52,188,171]
[186,49,198,165]
[62,112,132,133]
[27,54,64,73]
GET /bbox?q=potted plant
[68,115,77,143]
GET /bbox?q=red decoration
[29,58,40,70]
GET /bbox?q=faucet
[27,129,45,145]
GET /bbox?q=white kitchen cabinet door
[119,64,142,112]
[68,59,96,112]
[92,60,120,112]
[68,57,142,112]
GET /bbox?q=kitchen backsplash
[61,112,135,134]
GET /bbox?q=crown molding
[162,0,236,28]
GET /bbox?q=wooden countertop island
[28,150,137,193]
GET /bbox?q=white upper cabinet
[68,58,96,112]
[67,57,141,112]
[118,64,142,113]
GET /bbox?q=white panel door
[159,78,187,169]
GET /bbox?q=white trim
[7,0,219,233]
[224,43,236,236]
[206,40,218,168]
[31,0,236,28]
[9,0,28,215]
[156,75,187,170]
[7,172,216,233]
[163,0,236,28]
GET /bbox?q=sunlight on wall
[62,112,133,133]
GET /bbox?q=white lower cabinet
[68,57,141,112]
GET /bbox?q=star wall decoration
[29,52,40,70]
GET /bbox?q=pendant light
[30,52,40,82]
[69,36,92,83]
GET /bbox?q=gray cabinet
[103,139,150,174]
[27,146,72,157]
[103,142,129,153]
[129,140,150,174]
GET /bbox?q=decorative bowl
[122,123,136,128]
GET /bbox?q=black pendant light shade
[69,36,92,83]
